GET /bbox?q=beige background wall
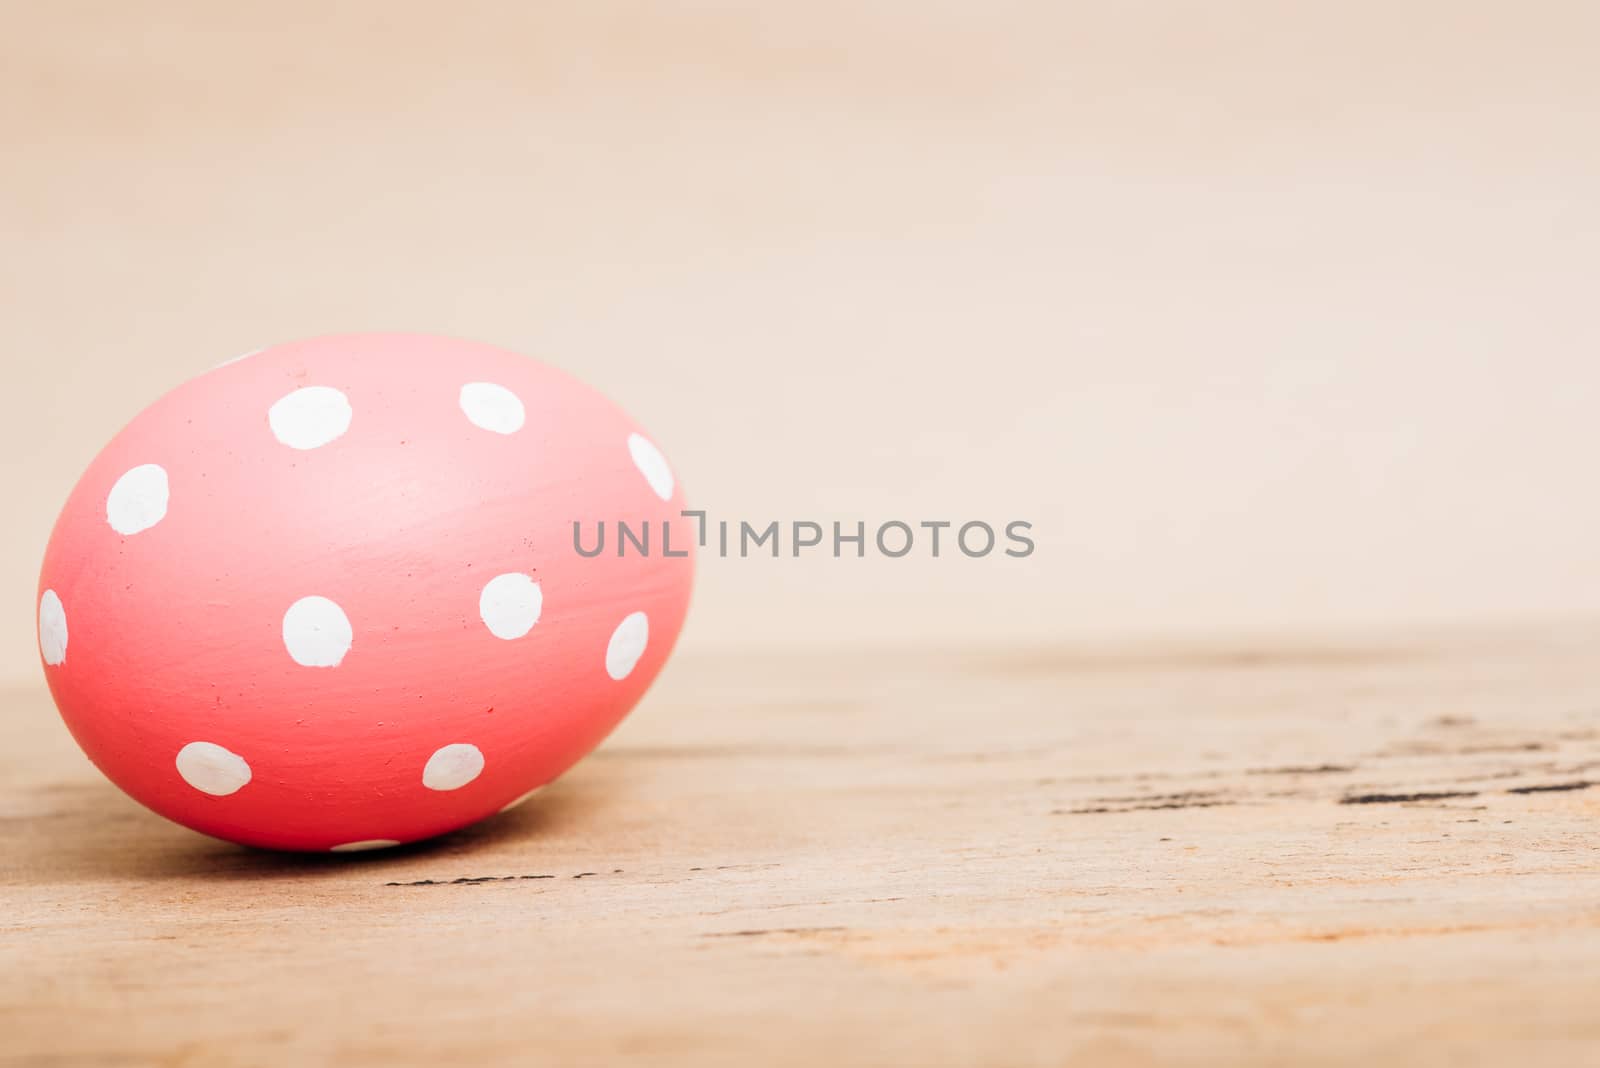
[4,1,1599,683]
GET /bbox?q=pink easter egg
[36,334,693,852]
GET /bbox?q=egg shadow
[26,772,617,884]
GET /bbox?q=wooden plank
[3,628,1598,1065]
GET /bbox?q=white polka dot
[459,382,525,435]
[478,573,542,640]
[268,386,352,449]
[605,611,650,680]
[282,595,353,667]
[106,463,169,536]
[423,743,485,791]
[628,433,674,501]
[176,741,252,796]
[330,839,401,853]
[499,786,544,813]
[38,590,67,666]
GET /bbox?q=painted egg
[36,334,693,852]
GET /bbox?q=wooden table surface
[4,627,1598,1066]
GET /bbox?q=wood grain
[3,627,1599,1066]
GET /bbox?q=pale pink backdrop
[5,1,1600,683]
